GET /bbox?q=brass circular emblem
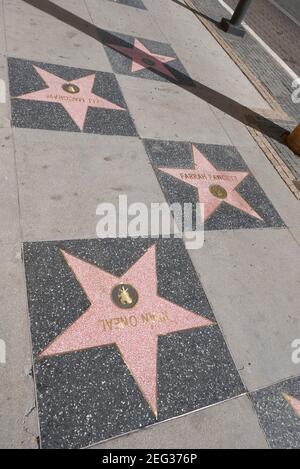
[209,184,228,199]
[62,83,80,94]
[142,57,156,67]
[111,284,139,310]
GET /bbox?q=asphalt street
[273,0,300,23]
[225,0,300,75]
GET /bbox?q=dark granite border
[143,139,285,231]
[8,57,137,136]
[24,237,244,449]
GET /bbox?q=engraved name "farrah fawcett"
[179,172,239,182]
[99,311,169,332]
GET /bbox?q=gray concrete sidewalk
[0,0,299,449]
[190,0,300,191]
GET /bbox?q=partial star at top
[283,393,300,418]
[109,38,178,80]
[158,145,263,222]
[39,245,213,416]
[15,66,125,130]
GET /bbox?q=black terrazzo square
[24,238,244,449]
[106,0,146,9]
[103,32,193,85]
[251,376,300,449]
[143,140,285,231]
[8,58,137,136]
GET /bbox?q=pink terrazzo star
[40,245,213,416]
[109,38,178,80]
[283,393,300,418]
[15,66,125,130]
[158,145,263,222]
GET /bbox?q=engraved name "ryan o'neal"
[99,311,169,332]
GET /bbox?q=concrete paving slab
[144,0,195,24]
[0,14,10,129]
[187,228,300,392]
[144,0,270,110]
[290,228,300,246]
[3,0,112,71]
[0,53,11,129]
[0,128,20,244]
[0,243,38,449]
[86,0,164,41]
[91,395,268,449]
[211,108,260,148]
[236,145,300,229]
[13,130,166,241]
[118,75,232,144]
[0,1,6,55]
[106,0,147,10]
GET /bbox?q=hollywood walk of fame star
[158,145,263,222]
[109,38,178,80]
[39,245,213,416]
[15,66,126,130]
[283,393,300,418]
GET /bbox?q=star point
[40,245,213,415]
[283,393,300,418]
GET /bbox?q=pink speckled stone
[159,145,263,221]
[40,245,213,415]
[109,38,177,80]
[283,393,300,418]
[16,66,125,130]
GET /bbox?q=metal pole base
[220,17,246,37]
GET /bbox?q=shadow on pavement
[22,0,289,144]
[170,0,220,26]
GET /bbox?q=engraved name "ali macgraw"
[47,94,102,105]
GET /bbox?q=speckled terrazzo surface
[23,238,245,449]
[106,0,147,9]
[251,376,300,449]
[143,140,285,231]
[103,32,193,85]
